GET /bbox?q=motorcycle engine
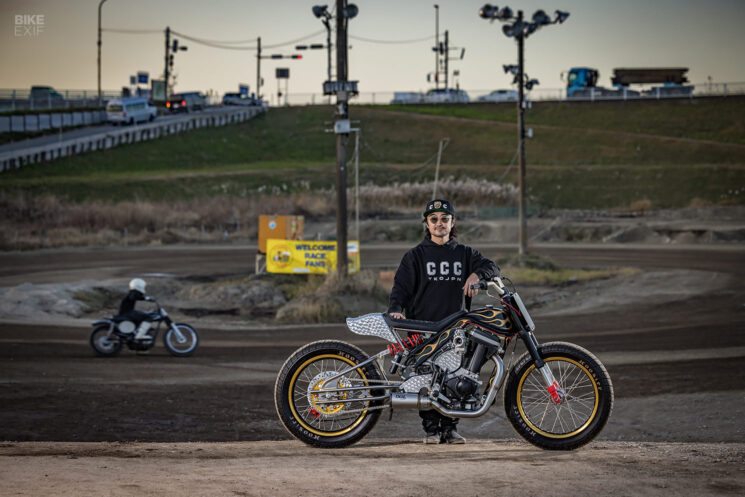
[400,328,493,408]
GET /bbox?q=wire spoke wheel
[518,358,598,437]
[275,340,383,447]
[292,357,370,435]
[505,341,613,450]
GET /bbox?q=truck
[566,67,694,99]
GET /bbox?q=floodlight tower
[479,5,569,255]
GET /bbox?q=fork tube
[519,328,544,369]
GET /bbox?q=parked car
[389,92,424,104]
[222,92,258,106]
[166,92,206,112]
[422,88,470,103]
[477,89,518,102]
[106,97,157,125]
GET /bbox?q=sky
[2,0,745,100]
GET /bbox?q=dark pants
[119,310,148,325]
[420,409,458,434]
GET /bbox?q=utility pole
[256,36,262,100]
[335,0,349,277]
[164,26,170,98]
[516,10,527,254]
[97,0,107,104]
[434,4,439,89]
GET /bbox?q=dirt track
[1,243,744,495]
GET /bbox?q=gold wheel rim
[288,353,370,437]
[517,357,599,439]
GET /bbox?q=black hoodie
[388,238,499,322]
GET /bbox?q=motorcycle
[275,275,613,450]
[90,297,199,357]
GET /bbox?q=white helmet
[129,278,146,294]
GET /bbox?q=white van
[106,97,157,125]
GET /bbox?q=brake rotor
[307,371,351,416]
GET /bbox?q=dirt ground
[1,239,744,496]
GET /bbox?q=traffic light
[172,39,178,52]
[169,54,174,67]
[291,55,302,59]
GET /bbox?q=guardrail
[0,110,108,133]
[271,81,745,106]
[0,106,266,172]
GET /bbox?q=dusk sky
[2,0,744,100]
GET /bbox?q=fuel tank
[463,307,515,336]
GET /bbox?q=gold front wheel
[505,342,614,450]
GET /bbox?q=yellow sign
[266,239,360,274]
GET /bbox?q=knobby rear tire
[274,340,383,448]
[504,341,614,450]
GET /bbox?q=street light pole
[256,36,261,100]
[97,0,107,104]
[434,4,439,90]
[479,4,569,255]
[516,10,527,254]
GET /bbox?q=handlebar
[470,276,507,296]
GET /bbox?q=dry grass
[356,177,518,215]
[274,270,389,323]
[496,252,639,285]
[0,176,517,250]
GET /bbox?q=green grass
[1,101,744,209]
[381,98,745,145]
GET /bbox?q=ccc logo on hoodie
[426,261,463,281]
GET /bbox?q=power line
[103,27,326,52]
[102,28,161,34]
[349,34,434,44]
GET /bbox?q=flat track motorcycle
[275,275,613,450]
[90,298,199,357]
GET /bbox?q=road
[0,243,744,495]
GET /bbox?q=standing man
[388,199,500,444]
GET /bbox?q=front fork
[519,328,563,404]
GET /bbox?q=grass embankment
[1,100,743,249]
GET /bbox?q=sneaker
[423,432,440,444]
[442,428,466,444]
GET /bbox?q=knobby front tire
[504,341,614,450]
[274,340,383,448]
[163,323,199,357]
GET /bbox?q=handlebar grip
[469,281,488,290]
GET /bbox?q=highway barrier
[0,106,266,172]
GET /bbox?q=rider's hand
[389,312,405,320]
[463,273,480,298]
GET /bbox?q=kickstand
[388,405,394,421]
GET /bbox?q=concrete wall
[0,110,107,134]
[0,106,266,172]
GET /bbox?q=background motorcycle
[90,297,199,357]
[275,275,613,450]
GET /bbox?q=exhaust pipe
[391,391,432,410]
[390,355,505,418]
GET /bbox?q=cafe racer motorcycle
[275,275,613,450]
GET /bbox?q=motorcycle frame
[312,276,561,418]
